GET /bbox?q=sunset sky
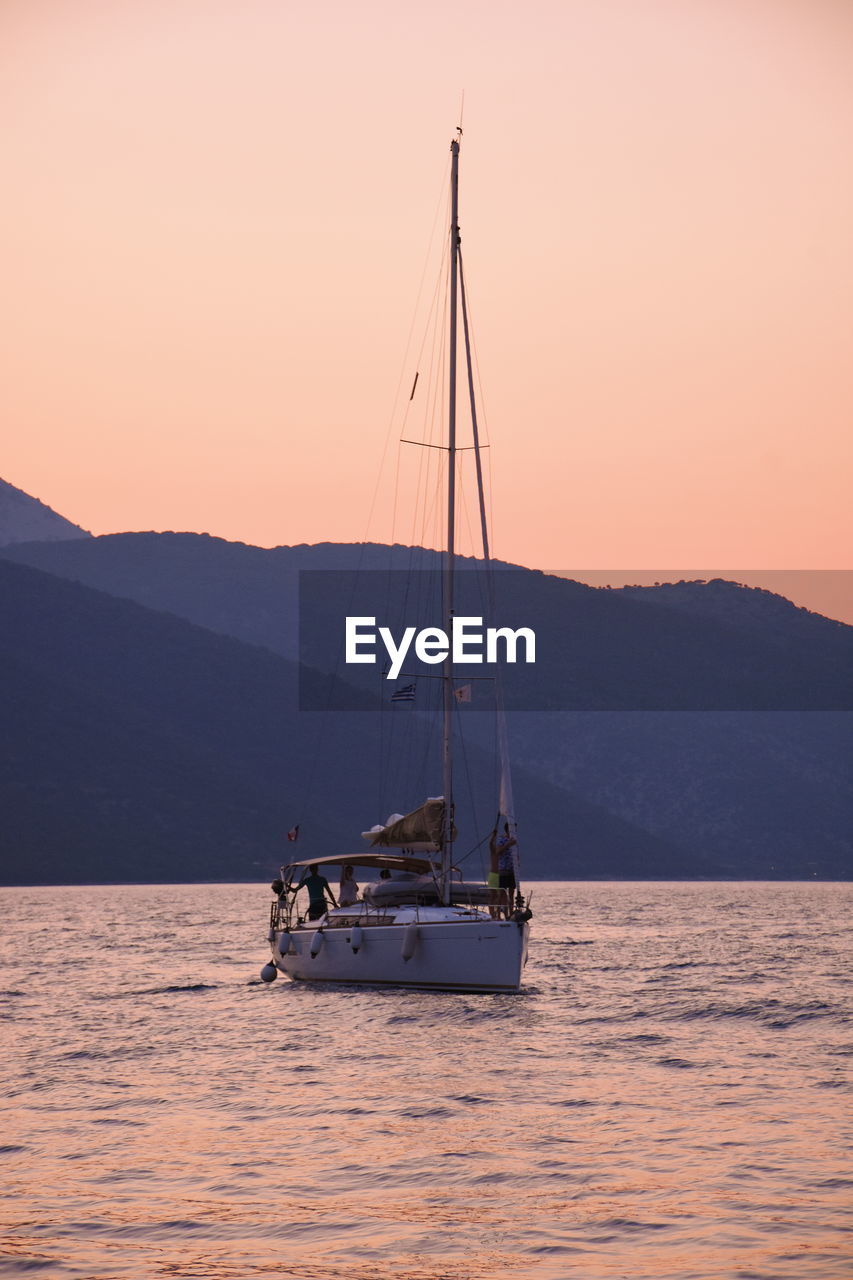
[2,0,851,581]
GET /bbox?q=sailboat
[260,132,532,992]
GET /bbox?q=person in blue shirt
[297,865,338,920]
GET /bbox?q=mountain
[0,557,681,885]
[505,710,852,879]
[1,533,850,880]
[3,533,851,709]
[0,477,91,546]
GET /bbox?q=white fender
[266,928,275,943]
[350,924,363,954]
[260,963,278,983]
[310,930,325,957]
[277,930,291,955]
[401,922,419,962]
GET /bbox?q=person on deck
[338,864,359,907]
[490,822,518,919]
[297,864,338,920]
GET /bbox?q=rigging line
[459,249,491,566]
[428,247,450,448]
[493,693,500,818]
[380,577,428,811]
[408,240,447,554]
[459,249,492,445]
[401,696,422,805]
[301,517,428,832]
[458,468,478,563]
[454,697,481,860]
[419,271,449,555]
[460,249,519,874]
[297,556,385,828]
[413,680,440,802]
[388,661,413,797]
[383,560,424,808]
[401,440,489,451]
[455,829,491,870]
[486,446,496,562]
[383,171,452,816]
[378,666,387,820]
[389,439,403,554]
[301,161,452,833]
[397,227,450,446]
[413,310,446,551]
[418,446,446,554]
[457,259,496,620]
[454,261,494,639]
[388,661,441,817]
[457,452,487,561]
[412,553,440,658]
[408,681,441,801]
[405,179,450,559]
[462,262,499,562]
[386,217,448,810]
[387,565,440,808]
[360,151,451,547]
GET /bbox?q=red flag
[287,825,299,842]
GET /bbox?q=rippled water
[1,882,850,1279]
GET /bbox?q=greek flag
[391,683,416,703]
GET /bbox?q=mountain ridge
[0,477,91,546]
[2,556,688,885]
[1,538,850,881]
[4,532,850,712]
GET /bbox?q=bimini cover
[363,797,456,849]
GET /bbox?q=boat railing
[321,908,396,928]
[269,897,405,931]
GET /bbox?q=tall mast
[459,251,490,567]
[441,133,460,902]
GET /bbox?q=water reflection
[0,882,850,1279]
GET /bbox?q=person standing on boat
[338,864,359,907]
[490,822,518,919]
[296,864,338,920]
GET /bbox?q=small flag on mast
[287,825,300,842]
[454,684,472,703]
[391,683,416,703]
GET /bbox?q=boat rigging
[260,131,532,993]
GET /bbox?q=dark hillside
[2,536,850,880]
[0,559,681,884]
[4,534,850,710]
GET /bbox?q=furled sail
[497,695,521,880]
[364,797,457,849]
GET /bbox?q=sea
[1,882,850,1280]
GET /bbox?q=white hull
[272,911,529,993]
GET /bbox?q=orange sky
[1,0,851,577]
